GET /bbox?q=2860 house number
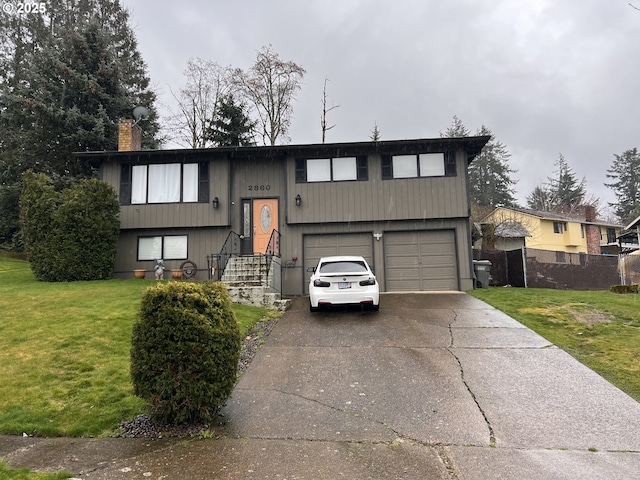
[248,185,271,191]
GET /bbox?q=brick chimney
[583,205,601,254]
[118,119,142,151]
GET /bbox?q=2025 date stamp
[3,2,47,14]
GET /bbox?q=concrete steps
[222,256,290,311]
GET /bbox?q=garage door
[303,233,374,294]
[385,230,458,291]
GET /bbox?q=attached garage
[303,233,374,293]
[384,230,458,291]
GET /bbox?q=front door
[252,198,278,254]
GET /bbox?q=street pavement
[1,292,639,479]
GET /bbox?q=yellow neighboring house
[480,206,626,255]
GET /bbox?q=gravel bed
[115,315,280,438]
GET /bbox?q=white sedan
[308,256,380,312]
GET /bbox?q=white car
[308,256,380,312]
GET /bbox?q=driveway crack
[447,311,496,447]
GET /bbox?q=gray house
[79,123,489,298]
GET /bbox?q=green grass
[0,255,274,438]
[0,461,73,480]
[468,287,640,401]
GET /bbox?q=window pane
[392,155,417,178]
[306,158,331,182]
[131,165,147,204]
[182,164,199,202]
[148,164,181,203]
[419,153,445,177]
[163,235,188,259]
[332,157,357,181]
[138,236,161,260]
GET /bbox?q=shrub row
[610,284,639,294]
[130,281,241,424]
[19,171,120,281]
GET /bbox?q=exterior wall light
[212,197,219,209]
[295,194,301,206]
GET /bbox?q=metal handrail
[265,229,281,257]
[206,231,241,280]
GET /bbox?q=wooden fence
[473,248,622,290]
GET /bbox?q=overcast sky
[122,0,640,213]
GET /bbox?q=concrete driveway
[2,293,640,479]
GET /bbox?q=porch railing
[265,229,281,257]
[206,231,241,281]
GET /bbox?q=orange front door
[252,198,278,254]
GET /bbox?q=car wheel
[371,304,379,312]
[310,303,319,312]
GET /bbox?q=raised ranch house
[78,121,489,303]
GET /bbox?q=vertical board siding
[286,150,469,224]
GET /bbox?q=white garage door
[384,230,458,291]
[303,233,374,294]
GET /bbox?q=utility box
[473,260,492,288]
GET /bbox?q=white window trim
[306,157,358,182]
[131,164,199,204]
[138,235,188,261]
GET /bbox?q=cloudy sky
[122,0,640,211]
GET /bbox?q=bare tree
[321,78,339,143]
[166,58,232,148]
[234,45,305,146]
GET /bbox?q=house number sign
[247,184,271,191]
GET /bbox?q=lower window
[138,235,188,261]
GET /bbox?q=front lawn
[0,255,273,437]
[469,287,640,402]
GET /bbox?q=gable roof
[486,206,622,228]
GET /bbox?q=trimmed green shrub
[19,171,120,281]
[130,281,241,424]
[610,284,639,294]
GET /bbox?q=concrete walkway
[1,293,639,479]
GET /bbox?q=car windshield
[319,261,368,274]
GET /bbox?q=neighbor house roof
[625,214,640,231]
[487,206,622,228]
[493,221,532,238]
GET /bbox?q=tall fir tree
[526,154,587,214]
[440,114,471,138]
[0,0,159,249]
[206,94,256,147]
[467,125,517,208]
[605,148,640,224]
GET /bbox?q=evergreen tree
[207,94,256,147]
[0,0,159,249]
[526,184,556,211]
[440,114,471,138]
[605,148,640,224]
[370,122,381,141]
[545,154,586,213]
[527,154,588,214]
[467,125,518,207]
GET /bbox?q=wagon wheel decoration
[180,260,198,280]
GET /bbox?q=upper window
[120,162,209,205]
[381,152,454,179]
[296,156,368,183]
[553,222,565,234]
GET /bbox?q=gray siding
[286,150,469,225]
[101,158,230,229]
